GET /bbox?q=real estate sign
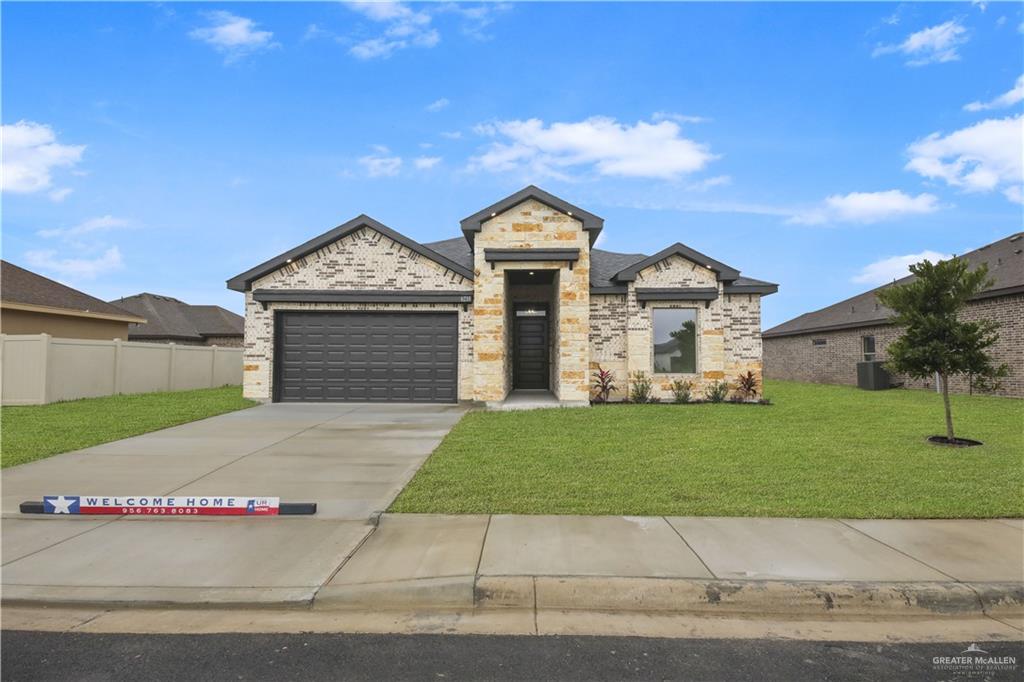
[42,495,280,516]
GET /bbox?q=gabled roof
[226,215,475,292]
[762,231,1024,339]
[0,261,145,323]
[612,242,742,283]
[110,293,243,340]
[459,185,604,246]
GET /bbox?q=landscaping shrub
[629,371,653,403]
[734,371,759,401]
[670,379,693,404]
[703,380,729,403]
[591,366,617,403]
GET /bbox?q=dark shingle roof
[110,293,243,340]
[1,261,143,320]
[762,232,1024,338]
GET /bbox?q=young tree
[876,257,1004,444]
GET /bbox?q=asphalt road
[2,631,1020,681]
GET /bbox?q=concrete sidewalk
[315,515,1023,623]
[4,512,1021,625]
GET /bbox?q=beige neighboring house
[763,232,1024,398]
[228,186,777,406]
[0,261,145,340]
[110,293,244,347]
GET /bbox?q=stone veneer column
[471,198,591,405]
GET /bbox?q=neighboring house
[228,186,777,405]
[0,260,145,340]
[763,232,1023,398]
[110,293,244,347]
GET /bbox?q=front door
[514,304,549,389]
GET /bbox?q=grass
[1,386,256,468]
[391,381,1024,518]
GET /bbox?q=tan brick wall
[243,226,473,401]
[763,293,1024,398]
[589,293,628,399]
[472,198,591,403]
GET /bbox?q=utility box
[857,361,891,390]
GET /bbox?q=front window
[862,335,876,361]
[652,308,697,374]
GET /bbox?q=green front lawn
[1,386,256,468]
[391,381,1024,518]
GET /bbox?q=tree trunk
[940,371,955,443]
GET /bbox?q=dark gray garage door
[276,312,458,403]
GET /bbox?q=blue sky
[2,2,1021,328]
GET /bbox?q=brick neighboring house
[1,260,145,339]
[110,293,244,347]
[228,186,777,405]
[763,232,1024,398]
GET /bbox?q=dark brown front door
[514,305,549,389]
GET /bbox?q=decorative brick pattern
[763,293,1023,398]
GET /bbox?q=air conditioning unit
[857,361,891,390]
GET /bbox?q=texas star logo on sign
[42,495,280,516]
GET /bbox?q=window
[862,335,876,361]
[812,338,827,347]
[652,308,697,374]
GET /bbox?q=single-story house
[763,232,1023,398]
[227,186,777,405]
[110,293,244,347]
[0,260,145,340]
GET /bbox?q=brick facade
[590,257,764,401]
[763,293,1023,398]
[240,197,769,405]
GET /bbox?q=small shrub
[734,371,759,401]
[591,366,617,403]
[629,371,653,404]
[703,380,729,403]
[670,379,693,404]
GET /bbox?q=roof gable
[459,185,604,246]
[613,243,741,283]
[111,293,243,340]
[226,215,475,292]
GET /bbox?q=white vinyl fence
[0,334,243,406]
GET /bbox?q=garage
[274,312,458,403]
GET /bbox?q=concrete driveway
[1,402,465,605]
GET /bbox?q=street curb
[4,578,1021,620]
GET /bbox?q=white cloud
[48,187,73,202]
[435,2,513,41]
[905,114,1023,203]
[37,215,130,239]
[359,147,402,177]
[426,97,450,113]
[652,111,711,124]
[346,2,439,59]
[189,11,277,63]
[440,130,462,139]
[687,175,731,191]
[468,116,717,180]
[24,246,124,280]
[1,120,84,197]
[872,20,968,66]
[413,156,441,170]
[790,190,941,225]
[964,74,1024,111]
[852,250,953,285]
